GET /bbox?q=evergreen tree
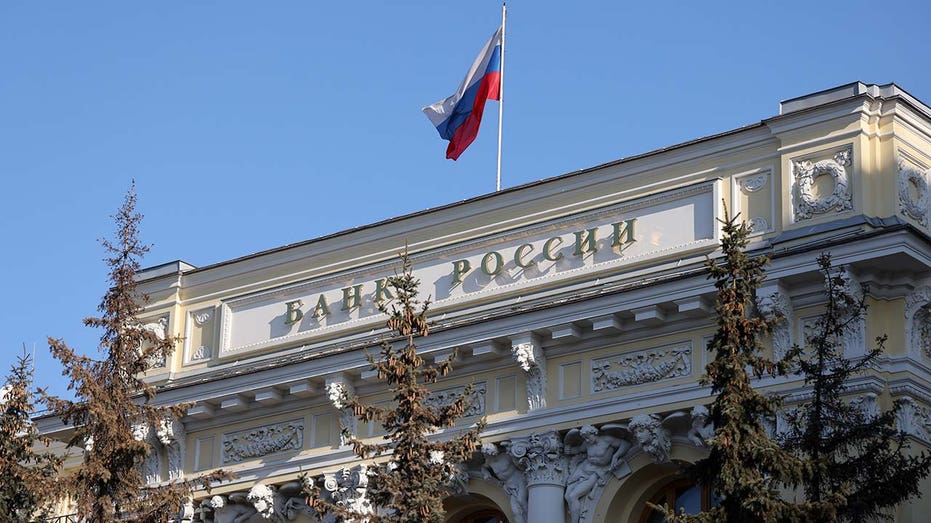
[307,251,485,523]
[0,348,61,521]
[663,209,840,523]
[779,254,931,521]
[44,184,230,522]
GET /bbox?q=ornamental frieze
[221,419,304,464]
[423,382,487,417]
[591,343,692,393]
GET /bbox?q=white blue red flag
[423,26,503,161]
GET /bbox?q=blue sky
[3,1,930,399]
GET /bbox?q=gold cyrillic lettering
[451,259,471,286]
[514,243,535,268]
[284,300,303,325]
[374,278,394,303]
[341,284,364,311]
[481,251,504,275]
[574,227,598,256]
[313,294,331,318]
[543,237,564,261]
[612,218,636,253]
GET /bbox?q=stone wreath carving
[793,146,853,221]
[898,156,929,226]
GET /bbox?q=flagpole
[496,3,506,192]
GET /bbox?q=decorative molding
[895,396,931,445]
[193,310,213,326]
[157,417,186,481]
[827,265,866,358]
[905,285,931,360]
[221,419,304,464]
[325,375,357,446]
[792,145,854,221]
[141,315,169,369]
[512,336,546,411]
[591,343,691,393]
[748,216,769,233]
[424,382,486,417]
[897,154,929,226]
[756,284,793,360]
[190,345,212,362]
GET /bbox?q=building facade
[42,82,931,522]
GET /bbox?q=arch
[590,443,706,523]
[444,479,515,523]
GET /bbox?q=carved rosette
[509,430,566,487]
[221,419,304,464]
[905,285,931,359]
[898,156,929,226]
[591,344,691,393]
[792,146,854,221]
[756,285,793,360]
[512,341,547,411]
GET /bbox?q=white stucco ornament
[793,146,853,221]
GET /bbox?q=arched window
[459,509,508,523]
[639,479,714,523]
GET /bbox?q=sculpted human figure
[687,405,713,447]
[564,425,631,523]
[481,443,527,523]
[629,414,671,463]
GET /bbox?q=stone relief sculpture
[222,419,304,465]
[563,425,632,523]
[204,482,309,523]
[756,286,793,360]
[792,146,853,221]
[591,345,691,393]
[897,155,929,226]
[325,375,357,446]
[481,442,527,523]
[423,383,487,417]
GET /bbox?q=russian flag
[423,27,502,161]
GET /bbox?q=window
[639,479,714,523]
[461,509,508,523]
